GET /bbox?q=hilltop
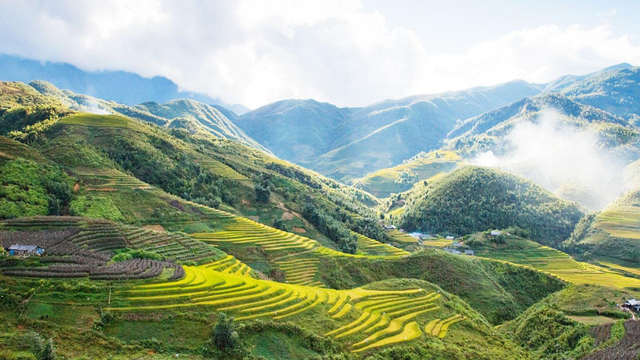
[398,166,585,245]
[0,54,250,114]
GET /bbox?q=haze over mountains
[0,54,250,115]
[3,54,639,203]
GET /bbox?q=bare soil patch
[143,224,165,232]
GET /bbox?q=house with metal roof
[7,245,44,256]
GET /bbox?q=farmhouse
[464,250,475,256]
[444,247,461,255]
[445,236,455,240]
[7,245,44,257]
[624,299,640,311]
[382,225,397,230]
[490,230,502,236]
[452,241,463,247]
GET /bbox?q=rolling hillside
[566,189,640,264]
[29,81,268,152]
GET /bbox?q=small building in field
[624,299,640,312]
[464,250,475,256]
[445,236,455,240]
[444,247,461,255]
[490,230,502,236]
[7,245,44,257]
[452,241,463,247]
[383,225,397,230]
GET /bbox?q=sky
[1,0,640,109]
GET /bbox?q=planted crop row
[274,257,324,287]
[355,233,410,258]
[424,314,466,338]
[192,217,321,254]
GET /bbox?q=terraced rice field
[479,246,640,288]
[327,289,442,352]
[109,263,441,351]
[424,314,466,338]
[387,230,418,244]
[191,214,411,286]
[356,233,410,258]
[59,114,130,128]
[591,207,640,240]
[118,224,220,263]
[274,257,324,287]
[75,168,152,191]
[195,159,248,181]
[192,217,321,254]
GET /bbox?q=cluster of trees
[105,136,236,209]
[395,169,418,190]
[0,158,75,219]
[1,105,69,144]
[302,203,357,254]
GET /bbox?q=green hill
[354,150,462,198]
[0,82,381,253]
[398,166,585,245]
[29,81,266,152]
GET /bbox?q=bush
[29,333,56,360]
[254,184,271,203]
[212,313,239,352]
[272,219,290,232]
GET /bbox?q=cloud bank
[472,112,630,210]
[0,1,640,108]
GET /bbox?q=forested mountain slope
[398,166,585,245]
[236,81,542,182]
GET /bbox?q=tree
[273,219,291,232]
[30,333,56,360]
[212,313,238,352]
[254,184,271,203]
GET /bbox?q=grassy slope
[353,150,462,198]
[567,190,640,265]
[315,249,565,324]
[499,284,636,359]
[469,232,640,289]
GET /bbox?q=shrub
[212,313,239,352]
[254,184,271,203]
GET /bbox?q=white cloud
[0,0,639,108]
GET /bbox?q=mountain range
[3,55,640,359]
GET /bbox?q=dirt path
[277,202,312,227]
[620,306,637,320]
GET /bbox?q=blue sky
[0,0,639,108]
[363,0,639,53]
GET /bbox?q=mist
[471,111,629,210]
[82,98,110,115]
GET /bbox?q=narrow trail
[270,248,318,262]
[619,306,637,320]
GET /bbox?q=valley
[2,62,640,360]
